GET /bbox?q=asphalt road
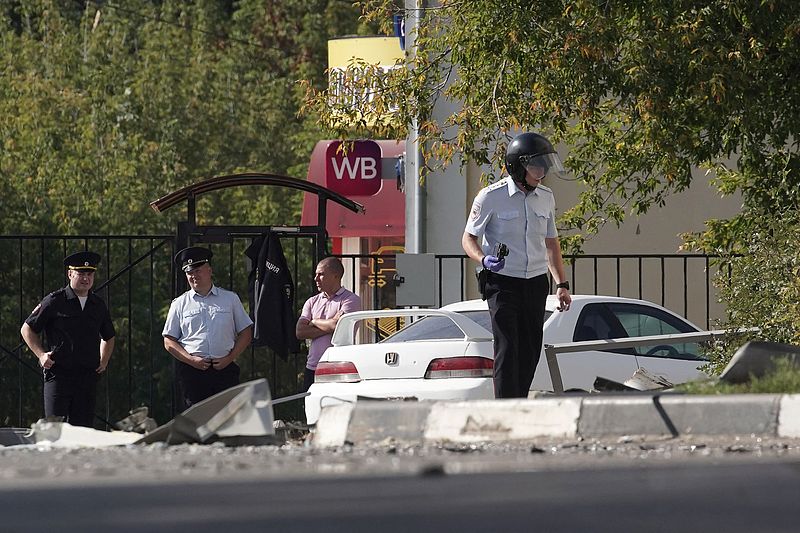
[1,444,799,532]
[2,461,800,532]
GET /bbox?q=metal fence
[0,234,725,428]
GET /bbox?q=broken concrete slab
[1,379,280,448]
[720,341,800,384]
[13,420,142,448]
[137,378,279,446]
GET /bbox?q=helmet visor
[519,153,564,178]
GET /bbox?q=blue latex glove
[482,255,505,272]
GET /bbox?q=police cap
[64,251,101,272]
[175,246,213,272]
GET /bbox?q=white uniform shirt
[162,285,253,359]
[464,177,558,279]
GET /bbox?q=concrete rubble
[0,379,278,449]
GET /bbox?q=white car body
[305,295,708,424]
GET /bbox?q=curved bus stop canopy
[150,173,365,216]
[149,172,366,264]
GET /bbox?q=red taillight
[315,361,361,383]
[424,357,493,379]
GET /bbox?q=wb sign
[325,140,382,196]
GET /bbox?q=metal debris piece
[592,376,638,392]
[137,378,279,446]
[114,406,158,434]
[623,367,674,391]
[0,428,33,446]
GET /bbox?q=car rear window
[380,310,492,342]
[380,310,553,343]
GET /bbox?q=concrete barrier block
[579,394,781,437]
[778,394,800,438]
[423,398,581,443]
[311,403,354,448]
[346,402,433,445]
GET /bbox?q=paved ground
[2,433,800,486]
[4,460,800,533]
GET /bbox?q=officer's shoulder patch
[485,179,508,193]
[46,289,64,300]
[469,202,481,221]
[537,184,554,194]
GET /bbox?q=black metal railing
[0,234,725,428]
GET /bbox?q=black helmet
[505,132,564,184]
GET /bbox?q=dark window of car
[606,303,704,360]
[573,308,617,342]
[572,302,706,361]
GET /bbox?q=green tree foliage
[0,0,372,234]
[308,0,800,253]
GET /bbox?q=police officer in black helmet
[462,132,572,398]
[20,251,116,427]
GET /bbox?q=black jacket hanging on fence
[244,232,299,360]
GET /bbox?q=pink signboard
[325,140,382,196]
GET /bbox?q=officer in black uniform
[462,132,572,398]
[20,251,116,427]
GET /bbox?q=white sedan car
[305,295,708,424]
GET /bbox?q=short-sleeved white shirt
[162,285,253,359]
[464,177,558,279]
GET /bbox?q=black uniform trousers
[302,367,316,392]
[43,367,98,428]
[177,361,240,407]
[486,272,550,398]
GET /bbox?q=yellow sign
[328,37,403,127]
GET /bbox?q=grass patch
[676,359,800,394]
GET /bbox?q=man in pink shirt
[296,257,361,391]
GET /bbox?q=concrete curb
[311,394,800,447]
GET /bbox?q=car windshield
[380,310,553,343]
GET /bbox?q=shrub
[700,211,800,375]
[677,359,800,394]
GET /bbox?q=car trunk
[325,341,474,380]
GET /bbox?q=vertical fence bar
[41,239,47,300]
[638,256,643,300]
[705,255,711,330]
[459,255,466,303]
[18,238,24,427]
[149,238,155,410]
[127,238,133,416]
[683,256,688,318]
[438,256,444,307]
[569,257,576,293]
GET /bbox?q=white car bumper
[305,377,494,425]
